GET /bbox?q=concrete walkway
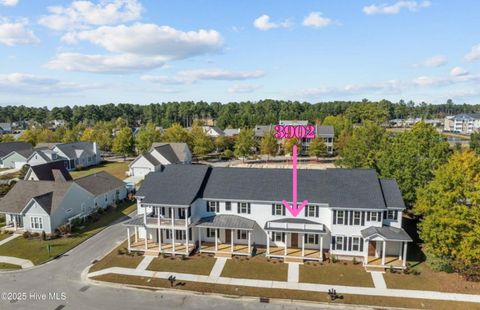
[88,266,480,304]
[287,263,300,283]
[0,256,34,269]
[0,233,19,247]
[209,257,227,278]
[136,256,155,271]
[370,272,386,289]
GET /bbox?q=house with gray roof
[0,123,12,134]
[0,142,32,168]
[0,167,127,234]
[128,142,192,178]
[124,165,411,269]
[444,113,480,134]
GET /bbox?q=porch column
[301,233,305,257]
[266,231,270,255]
[198,228,202,251]
[247,230,251,256]
[157,207,161,252]
[127,227,131,252]
[284,233,288,256]
[364,240,369,264]
[230,229,234,254]
[172,229,176,253]
[381,240,386,265]
[185,228,189,255]
[143,208,147,224]
[134,226,138,243]
[399,241,403,259]
[319,235,323,261]
[214,228,218,252]
[171,207,175,254]
[13,216,17,230]
[144,228,148,251]
[402,242,408,267]
[171,207,175,226]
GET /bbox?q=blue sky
[0,0,479,107]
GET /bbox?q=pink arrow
[282,144,309,217]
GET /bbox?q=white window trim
[353,211,361,225]
[336,210,344,225]
[273,204,283,215]
[335,235,343,251]
[352,236,360,251]
[30,216,43,230]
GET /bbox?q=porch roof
[195,214,256,230]
[361,226,412,242]
[122,214,144,227]
[264,218,325,233]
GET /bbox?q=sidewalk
[87,266,480,304]
[0,256,34,268]
[0,234,19,247]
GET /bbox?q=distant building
[0,123,12,134]
[0,142,32,168]
[444,113,480,134]
[223,128,240,137]
[202,126,225,137]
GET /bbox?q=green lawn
[0,200,137,266]
[0,232,12,242]
[89,241,144,273]
[221,256,288,281]
[70,161,130,180]
[0,263,21,270]
[300,261,374,287]
[147,253,216,275]
[0,213,5,226]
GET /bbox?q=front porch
[1,214,25,232]
[128,238,195,256]
[199,243,251,257]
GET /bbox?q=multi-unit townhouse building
[444,113,480,134]
[125,165,412,269]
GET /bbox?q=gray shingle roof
[74,171,125,196]
[123,214,144,226]
[224,128,240,137]
[55,142,95,159]
[136,165,209,206]
[380,179,406,209]
[361,226,412,242]
[151,143,190,163]
[0,180,72,214]
[315,125,334,137]
[195,214,256,230]
[28,161,72,181]
[0,142,32,158]
[143,152,161,166]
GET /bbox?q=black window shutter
[348,237,352,251]
[331,236,335,246]
[216,204,219,212]
[367,211,370,221]
[189,228,192,241]
[305,206,308,217]
[283,206,286,216]
[237,230,240,239]
[248,203,251,214]
[315,206,319,217]
[360,238,364,252]
[361,211,365,226]
[343,236,348,251]
[349,211,353,225]
[206,203,209,213]
[384,211,387,219]
[282,232,286,242]
[237,203,240,213]
[333,210,337,224]
[394,210,398,220]
[272,204,275,215]
[315,235,319,244]
[344,210,348,224]
[378,212,382,222]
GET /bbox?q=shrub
[331,255,338,263]
[352,257,357,265]
[425,252,454,273]
[22,231,31,239]
[453,260,480,282]
[41,231,46,241]
[31,232,40,238]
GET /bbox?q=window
[353,211,361,225]
[272,203,284,216]
[178,208,186,219]
[208,201,219,212]
[165,230,171,239]
[387,210,397,220]
[370,212,377,221]
[206,228,217,238]
[335,236,343,251]
[306,234,319,244]
[225,201,231,211]
[237,230,248,240]
[31,217,43,229]
[238,202,251,214]
[306,205,318,217]
[336,210,344,225]
[272,232,285,242]
[352,237,360,251]
[175,230,186,240]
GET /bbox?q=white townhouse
[444,113,480,134]
[125,165,412,269]
[26,142,101,170]
[128,142,192,178]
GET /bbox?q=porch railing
[266,221,323,231]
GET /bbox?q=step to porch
[214,252,232,258]
[364,266,386,272]
[284,257,304,263]
[144,251,160,257]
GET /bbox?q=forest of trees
[1,99,479,129]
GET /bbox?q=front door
[368,241,376,256]
[225,229,231,243]
[291,233,298,248]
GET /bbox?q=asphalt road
[0,214,370,310]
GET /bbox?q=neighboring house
[26,142,101,170]
[0,142,32,168]
[24,161,72,181]
[128,142,192,177]
[224,128,240,137]
[0,170,127,234]
[125,165,412,269]
[26,148,61,167]
[1,148,35,169]
[0,123,12,134]
[254,121,335,155]
[202,126,225,137]
[444,113,480,134]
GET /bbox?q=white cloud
[363,1,431,15]
[0,0,19,6]
[142,68,265,84]
[465,44,480,62]
[48,23,223,73]
[228,84,261,93]
[45,53,166,73]
[417,55,447,67]
[0,18,39,46]
[0,73,99,94]
[39,0,143,31]
[302,12,332,28]
[450,66,468,77]
[253,14,292,31]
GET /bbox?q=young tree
[19,128,38,145]
[377,122,451,206]
[283,137,301,156]
[112,127,134,159]
[308,137,328,159]
[162,123,190,143]
[415,151,480,278]
[234,129,255,161]
[470,132,480,155]
[190,125,214,156]
[0,134,15,142]
[61,129,78,143]
[36,128,56,143]
[80,128,95,142]
[337,121,386,169]
[135,122,162,154]
[259,131,278,161]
